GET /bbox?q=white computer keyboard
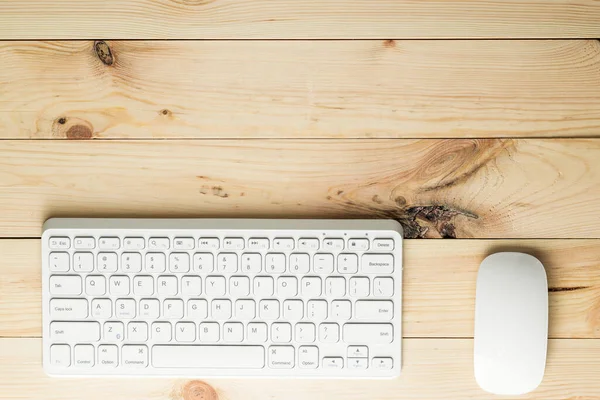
[42,218,403,378]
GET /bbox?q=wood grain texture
[1,1,600,39]
[1,139,600,238]
[3,239,600,338]
[2,40,600,139]
[1,338,599,399]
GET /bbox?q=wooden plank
[2,40,600,139]
[1,1,599,39]
[1,338,599,399]
[1,139,600,238]
[3,239,599,338]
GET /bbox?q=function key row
[49,236,395,252]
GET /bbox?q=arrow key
[348,357,368,369]
[347,345,368,358]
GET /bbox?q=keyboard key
[121,252,142,273]
[139,299,159,318]
[173,237,194,250]
[331,300,352,320]
[145,253,166,273]
[301,276,322,297]
[74,237,95,249]
[217,253,238,273]
[283,299,303,320]
[337,254,358,274]
[373,277,394,297]
[247,322,268,342]
[198,237,219,250]
[206,276,226,296]
[128,321,148,342]
[268,346,294,368]
[319,323,339,343]
[298,346,319,369]
[152,322,172,342]
[248,238,269,250]
[49,252,69,272]
[273,238,294,251]
[50,344,71,367]
[123,237,145,250]
[152,345,264,368]
[223,238,244,250]
[349,277,370,297]
[157,276,177,296]
[148,237,169,250]
[98,345,118,367]
[348,346,368,358]
[373,239,394,251]
[49,237,70,249]
[50,321,100,342]
[313,254,334,274]
[50,298,88,319]
[259,299,280,320]
[348,238,369,251]
[50,275,82,295]
[97,252,118,272]
[115,298,136,319]
[104,322,124,342]
[73,252,94,272]
[235,299,255,319]
[188,299,208,319]
[295,323,316,343]
[109,275,130,295]
[322,357,343,369]
[278,276,298,297]
[254,276,274,297]
[372,357,393,370]
[323,238,344,251]
[122,345,148,368]
[170,253,190,273]
[223,322,244,342]
[163,299,184,319]
[181,276,202,296]
[361,254,394,274]
[230,276,250,296]
[211,299,232,319]
[199,322,220,342]
[271,322,292,343]
[343,323,393,344]
[241,253,261,273]
[175,322,196,342]
[98,237,120,250]
[307,300,327,320]
[133,276,154,296]
[193,253,214,273]
[348,357,368,370]
[265,253,285,273]
[74,344,95,367]
[298,238,319,251]
[91,298,112,318]
[289,253,310,274]
[325,277,346,297]
[86,275,106,296]
[355,300,393,320]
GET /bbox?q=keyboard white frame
[42,218,403,378]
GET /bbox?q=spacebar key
[152,345,265,368]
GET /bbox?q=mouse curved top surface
[474,252,548,395]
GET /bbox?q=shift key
[343,323,393,344]
[50,322,100,342]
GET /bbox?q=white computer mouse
[474,252,548,395]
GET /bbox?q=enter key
[355,301,394,321]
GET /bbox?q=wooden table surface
[1,1,600,399]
